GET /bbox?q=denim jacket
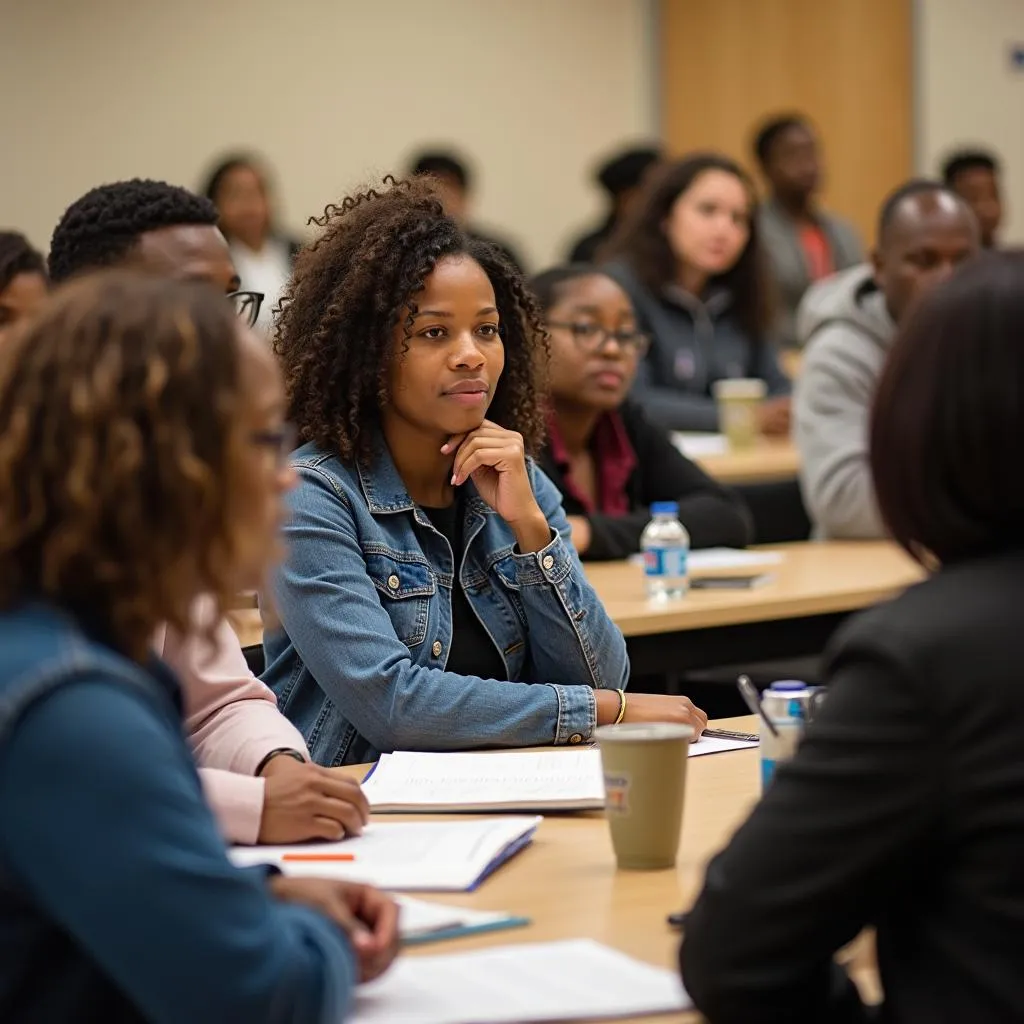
[262,437,630,766]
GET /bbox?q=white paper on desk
[228,816,540,891]
[671,431,729,458]
[689,735,758,756]
[349,938,691,1024]
[363,749,606,812]
[688,547,785,572]
[395,895,527,943]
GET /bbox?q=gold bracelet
[613,689,627,725]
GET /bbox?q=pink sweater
[152,598,309,844]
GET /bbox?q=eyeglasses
[229,290,265,329]
[547,321,650,357]
[249,422,297,466]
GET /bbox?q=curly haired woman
[0,272,397,1021]
[265,176,707,767]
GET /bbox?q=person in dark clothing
[942,148,1003,249]
[603,153,791,433]
[681,249,1024,1024]
[566,145,663,264]
[0,231,47,347]
[531,265,753,560]
[410,149,527,273]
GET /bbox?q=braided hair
[275,175,548,463]
[49,179,218,283]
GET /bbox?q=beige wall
[917,0,1024,243]
[0,0,655,269]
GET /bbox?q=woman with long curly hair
[0,272,397,1021]
[267,176,706,766]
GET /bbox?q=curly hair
[603,153,773,340]
[48,179,218,284]
[275,175,548,462]
[0,271,247,660]
[0,231,47,292]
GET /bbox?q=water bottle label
[760,757,778,789]
[643,547,688,578]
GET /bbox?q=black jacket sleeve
[583,404,754,561]
[679,622,938,1023]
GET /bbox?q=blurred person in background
[566,145,663,263]
[532,264,752,560]
[753,114,863,350]
[203,153,301,336]
[410,149,527,273]
[604,153,791,434]
[48,178,369,847]
[794,180,979,540]
[0,232,48,347]
[942,148,1003,249]
[0,272,398,1022]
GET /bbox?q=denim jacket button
[431,640,443,657]
[542,554,555,571]
[568,733,583,744]
[387,574,400,590]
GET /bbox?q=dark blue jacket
[0,603,355,1023]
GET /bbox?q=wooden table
[338,719,874,1022]
[692,437,800,486]
[230,541,923,675]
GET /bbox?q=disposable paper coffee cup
[595,722,693,870]
[712,378,767,450]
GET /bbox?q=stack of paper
[363,744,757,814]
[688,547,785,572]
[350,938,691,1023]
[396,895,528,945]
[229,816,539,892]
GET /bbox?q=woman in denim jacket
[265,177,707,766]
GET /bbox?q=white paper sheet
[364,743,755,814]
[671,431,730,458]
[363,750,606,812]
[688,547,785,572]
[229,816,540,891]
[349,939,691,1023]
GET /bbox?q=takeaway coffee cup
[712,378,767,449]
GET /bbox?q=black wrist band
[255,747,306,776]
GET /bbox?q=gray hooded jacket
[793,264,895,539]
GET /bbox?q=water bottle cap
[769,680,808,691]
[650,501,680,516]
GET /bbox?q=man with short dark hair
[753,114,863,349]
[409,148,526,272]
[793,179,979,539]
[942,148,1003,248]
[48,178,369,847]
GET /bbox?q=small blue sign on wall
[1010,44,1024,70]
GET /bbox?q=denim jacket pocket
[364,550,435,649]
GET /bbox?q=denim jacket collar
[354,432,497,522]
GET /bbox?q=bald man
[793,181,979,539]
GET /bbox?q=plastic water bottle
[641,501,690,600]
[759,681,824,789]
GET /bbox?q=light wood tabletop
[227,540,922,650]
[334,718,875,1022]
[691,436,801,485]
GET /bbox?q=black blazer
[681,547,1024,1023]
[538,401,753,560]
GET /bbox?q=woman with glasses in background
[532,265,753,560]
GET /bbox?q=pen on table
[667,912,686,928]
[281,853,357,862]
[736,673,778,738]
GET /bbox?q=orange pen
[281,853,356,862]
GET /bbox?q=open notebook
[350,938,691,1023]
[229,816,539,892]
[363,741,757,813]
